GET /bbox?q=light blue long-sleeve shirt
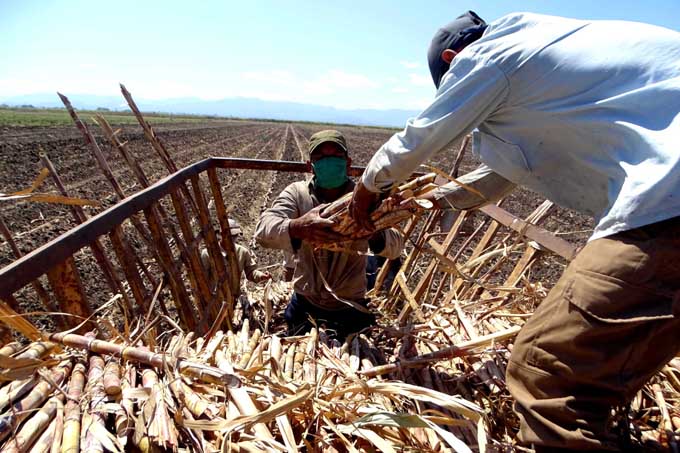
[362,12,680,240]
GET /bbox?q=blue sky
[1,0,679,110]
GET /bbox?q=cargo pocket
[565,269,676,323]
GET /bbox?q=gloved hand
[289,204,346,243]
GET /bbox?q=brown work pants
[507,217,680,451]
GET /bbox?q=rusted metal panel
[45,256,93,331]
[143,204,198,332]
[170,189,213,324]
[40,153,134,315]
[189,175,233,331]
[0,215,66,330]
[109,226,149,315]
[0,159,211,299]
[207,168,240,298]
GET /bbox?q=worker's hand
[349,181,381,231]
[289,205,346,243]
[253,270,271,283]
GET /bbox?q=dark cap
[427,11,487,88]
[307,130,348,158]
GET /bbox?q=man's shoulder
[279,179,312,197]
[234,243,253,258]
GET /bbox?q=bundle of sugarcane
[314,173,438,250]
[0,326,487,452]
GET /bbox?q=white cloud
[0,77,120,97]
[240,70,296,85]
[323,70,380,89]
[400,61,421,69]
[0,66,416,110]
[409,73,431,87]
[240,69,378,91]
[234,69,381,105]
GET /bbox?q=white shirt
[362,12,680,240]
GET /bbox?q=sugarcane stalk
[0,394,64,453]
[0,360,72,442]
[397,173,437,192]
[284,342,296,380]
[82,355,106,453]
[49,384,66,453]
[133,371,153,453]
[48,333,240,387]
[293,337,307,381]
[168,373,214,419]
[61,360,86,453]
[139,369,175,450]
[115,364,136,448]
[199,331,224,363]
[103,359,122,396]
[149,376,179,450]
[0,343,21,357]
[672,415,680,431]
[268,335,282,378]
[238,319,250,356]
[358,335,378,373]
[0,376,38,413]
[214,350,276,441]
[238,328,260,369]
[13,342,56,360]
[246,335,268,370]
[226,330,237,362]
[28,407,59,453]
[303,329,317,383]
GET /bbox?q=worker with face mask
[255,130,403,339]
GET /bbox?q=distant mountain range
[0,93,421,128]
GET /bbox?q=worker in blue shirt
[350,11,680,452]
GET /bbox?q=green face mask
[312,156,348,189]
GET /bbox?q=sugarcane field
[0,85,677,453]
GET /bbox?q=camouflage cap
[307,130,348,158]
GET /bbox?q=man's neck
[316,186,345,203]
[312,179,353,203]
